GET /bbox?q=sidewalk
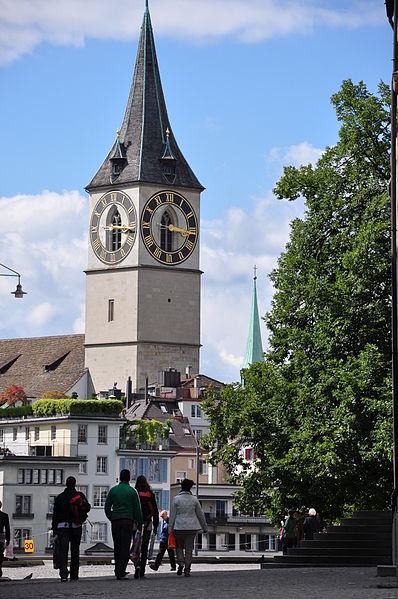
[1,563,397,598]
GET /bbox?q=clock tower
[85,2,203,393]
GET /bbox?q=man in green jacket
[105,469,143,580]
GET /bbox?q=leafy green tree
[203,80,392,524]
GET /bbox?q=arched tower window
[161,211,173,252]
[110,208,122,251]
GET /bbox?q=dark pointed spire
[87,3,203,191]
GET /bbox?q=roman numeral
[92,238,101,251]
[166,253,172,263]
[166,193,174,203]
[144,234,154,247]
[154,247,162,259]
[185,240,194,251]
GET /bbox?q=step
[340,517,391,526]
[300,539,390,548]
[352,510,391,520]
[287,547,391,556]
[326,524,391,534]
[273,555,391,565]
[261,560,390,569]
[314,532,392,542]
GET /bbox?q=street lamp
[0,263,27,298]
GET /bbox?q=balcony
[28,442,79,457]
[119,438,169,451]
[204,512,269,526]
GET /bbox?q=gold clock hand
[168,224,189,238]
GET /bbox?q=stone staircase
[262,510,392,568]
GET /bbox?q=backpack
[69,493,90,525]
[138,490,153,523]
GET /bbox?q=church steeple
[242,267,264,370]
[87,2,203,191]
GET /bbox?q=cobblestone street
[1,563,398,599]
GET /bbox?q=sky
[0,0,393,385]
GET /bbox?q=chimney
[185,364,192,379]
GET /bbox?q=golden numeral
[92,238,101,251]
[101,197,108,208]
[110,192,117,202]
[142,221,150,229]
[154,247,162,259]
[120,248,126,258]
[144,234,154,246]
[128,204,135,214]
[166,193,174,203]
[129,220,136,229]
[126,236,134,247]
[178,251,184,261]
[166,253,172,263]
[109,253,116,263]
[186,211,193,219]
[94,211,101,218]
[179,198,184,207]
[154,195,162,206]
[100,249,107,260]
[185,240,194,251]
[91,225,98,234]
[189,227,197,235]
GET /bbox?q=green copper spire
[242,266,264,369]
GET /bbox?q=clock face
[140,190,198,265]
[90,191,137,265]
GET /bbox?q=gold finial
[166,127,170,139]
[117,129,120,138]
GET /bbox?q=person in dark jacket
[303,507,321,540]
[282,509,297,555]
[105,468,143,580]
[0,500,10,578]
[149,509,176,571]
[134,475,159,578]
[52,476,90,582]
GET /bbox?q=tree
[202,80,392,524]
[0,385,28,407]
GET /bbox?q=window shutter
[244,448,249,460]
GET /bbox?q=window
[24,469,32,484]
[13,427,17,441]
[48,469,55,484]
[55,469,63,485]
[176,471,187,483]
[15,495,32,515]
[96,456,108,474]
[51,425,56,441]
[78,425,87,444]
[148,458,160,482]
[194,429,203,440]
[191,405,202,418]
[244,448,254,461]
[93,486,109,508]
[160,211,173,251]
[41,469,48,484]
[25,427,30,441]
[34,427,39,441]
[78,457,88,474]
[77,485,88,497]
[108,299,114,322]
[0,429,3,444]
[98,425,108,445]
[14,528,31,549]
[48,495,56,514]
[91,522,107,543]
[32,469,40,484]
[188,458,195,470]
[17,469,24,484]
[111,209,122,251]
[81,523,87,543]
[183,427,191,435]
[160,404,168,413]
[199,460,208,475]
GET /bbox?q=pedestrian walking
[303,507,321,540]
[134,475,159,579]
[0,500,10,579]
[52,476,90,582]
[169,478,207,577]
[105,468,143,580]
[294,510,303,548]
[282,509,297,555]
[149,509,176,572]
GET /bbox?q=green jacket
[104,482,143,525]
[283,516,297,539]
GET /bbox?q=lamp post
[0,263,27,298]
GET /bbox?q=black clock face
[90,191,137,265]
[140,190,198,265]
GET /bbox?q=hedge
[32,399,124,416]
[0,405,33,418]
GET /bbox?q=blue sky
[0,0,393,385]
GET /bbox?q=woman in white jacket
[169,478,208,576]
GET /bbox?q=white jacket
[169,491,208,532]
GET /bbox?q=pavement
[1,562,398,598]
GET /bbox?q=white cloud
[0,187,304,383]
[0,0,384,66]
[283,141,324,168]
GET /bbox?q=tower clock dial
[90,190,137,265]
[140,190,198,265]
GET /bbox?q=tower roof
[242,270,264,370]
[86,3,203,192]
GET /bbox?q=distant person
[149,509,176,571]
[303,508,321,540]
[169,478,208,577]
[294,510,303,548]
[0,500,10,578]
[134,475,159,579]
[52,476,90,582]
[282,509,297,555]
[316,511,326,533]
[105,469,143,580]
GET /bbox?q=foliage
[32,399,124,416]
[122,419,172,445]
[202,80,393,524]
[40,390,68,400]
[0,385,28,407]
[0,405,33,418]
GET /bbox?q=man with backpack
[52,476,90,582]
[134,475,159,578]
